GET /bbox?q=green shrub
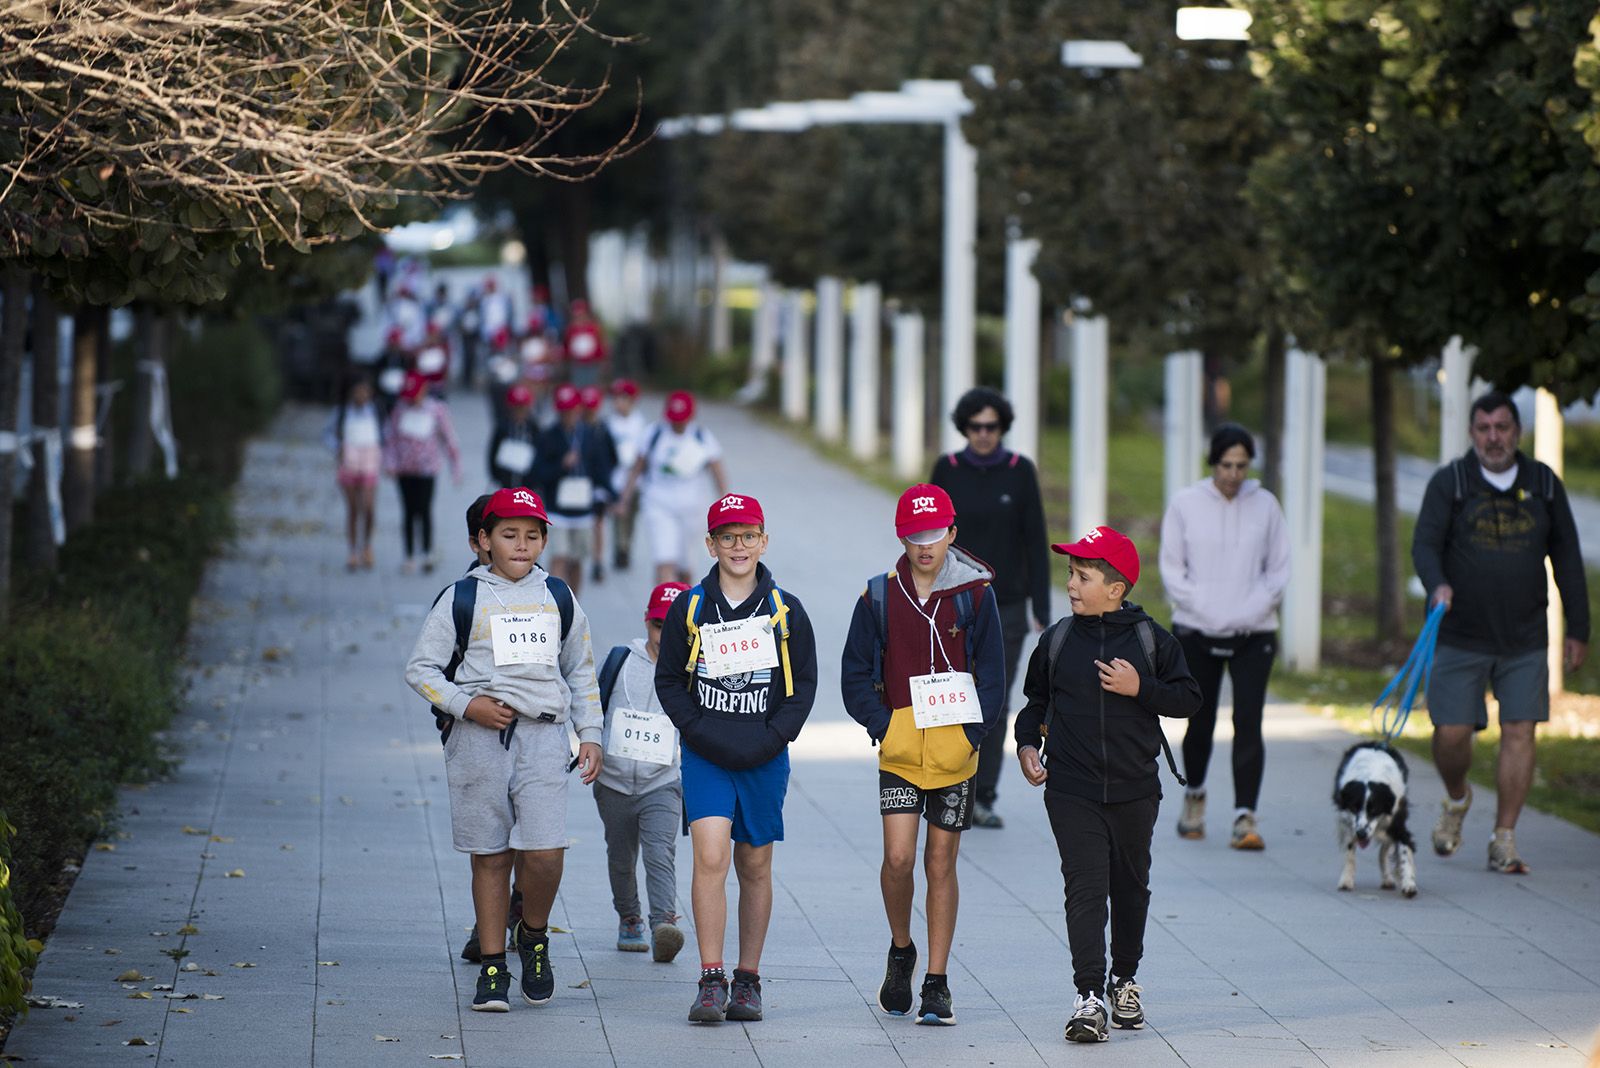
[0,817,40,1017]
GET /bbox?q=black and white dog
[1333,741,1417,898]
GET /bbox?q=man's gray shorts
[1426,643,1548,731]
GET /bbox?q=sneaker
[401,557,417,575]
[461,925,482,963]
[1432,786,1472,856]
[1107,975,1144,1029]
[1064,990,1109,1043]
[617,916,648,952]
[1487,827,1530,874]
[726,969,763,1022]
[422,552,438,574]
[471,961,511,1012]
[915,975,956,1025]
[971,802,1004,829]
[877,941,917,1016]
[1231,811,1265,851]
[1177,792,1205,839]
[651,920,685,963]
[591,561,605,583]
[360,546,375,569]
[688,970,729,1023]
[514,921,553,1006]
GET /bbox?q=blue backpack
[597,644,630,713]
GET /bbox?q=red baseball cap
[707,492,763,531]
[895,484,956,540]
[554,384,581,412]
[610,378,639,398]
[646,581,691,621]
[665,390,695,423]
[385,326,404,346]
[1053,525,1140,588]
[506,383,533,408]
[579,385,603,411]
[400,371,428,401]
[484,487,549,524]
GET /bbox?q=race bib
[490,611,561,667]
[700,616,779,678]
[343,418,379,448]
[417,347,447,375]
[570,332,598,359]
[555,476,594,512]
[606,708,676,765]
[664,435,708,477]
[398,408,437,440]
[495,439,535,474]
[909,671,982,730]
[521,337,548,362]
[378,368,405,395]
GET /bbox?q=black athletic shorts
[878,770,973,832]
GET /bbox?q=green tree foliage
[1,815,40,1017]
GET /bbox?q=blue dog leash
[1371,601,1447,742]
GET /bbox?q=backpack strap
[867,572,890,693]
[1008,452,1021,468]
[1452,456,1468,501]
[682,585,706,682]
[768,587,795,698]
[545,574,575,640]
[597,645,630,713]
[1134,620,1187,786]
[946,451,960,466]
[428,578,478,746]
[953,586,978,672]
[1038,615,1075,747]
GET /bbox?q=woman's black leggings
[396,474,435,557]
[1177,629,1276,811]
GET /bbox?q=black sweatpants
[975,599,1031,805]
[1177,630,1276,811]
[396,474,435,557]
[1044,790,1159,995]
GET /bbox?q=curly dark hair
[951,387,1014,435]
[1207,423,1256,466]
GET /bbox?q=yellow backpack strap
[769,588,794,698]
[683,590,704,683]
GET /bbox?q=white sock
[1235,807,1254,821]
[1185,787,1205,800]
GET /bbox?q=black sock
[890,939,916,955]
[733,968,759,981]
[481,952,507,968]
[924,972,947,986]
[517,924,546,947]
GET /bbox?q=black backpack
[597,644,630,713]
[863,572,981,696]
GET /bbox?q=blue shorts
[680,745,790,847]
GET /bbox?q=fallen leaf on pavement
[201,994,225,1001]
[209,836,233,844]
[428,1057,462,1061]
[261,646,287,661]
[569,979,590,989]
[115,970,147,983]
[177,924,200,935]
[100,1019,122,1027]
[127,993,151,1000]
[180,963,199,972]
[374,1035,399,1043]
[164,993,198,1001]
[160,950,189,961]
[25,996,84,1009]
[173,1007,192,1014]
[317,961,339,967]
[230,962,255,969]
[151,984,173,992]
[225,869,245,878]
[103,948,121,955]
[548,926,568,933]
[93,843,115,852]
[123,1037,150,1046]
[181,826,207,836]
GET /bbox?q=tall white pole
[849,282,882,461]
[1070,315,1108,533]
[1164,350,1204,508]
[814,277,845,443]
[1005,233,1042,461]
[781,290,809,423]
[737,279,780,404]
[709,233,732,357]
[941,119,978,452]
[1439,337,1474,463]
[1535,388,1565,696]
[1282,348,1326,672]
[892,311,926,480]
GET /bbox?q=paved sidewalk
[10,393,1599,1067]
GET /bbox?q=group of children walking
[404,473,1200,1043]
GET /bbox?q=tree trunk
[65,304,104,531]
[518,209,552,298]
[25,279,60,572]
[127,305,160,478]
[0,265,28,623]
[1261,328,1286,498]
[1201,349,1231,427]
[556,182,592,305]
[1370,356,1405,644]
[94,308,114,489]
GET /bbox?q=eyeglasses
[713,531,763,548]
[966,421,1001,433]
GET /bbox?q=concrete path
[10,392,1600,1067]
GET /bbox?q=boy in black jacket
[655,492,818,1025]
[1014,526,1200,1044]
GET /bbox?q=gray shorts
[547,519,593,561]
[1426,644,1548,731]
[443,716,571,853]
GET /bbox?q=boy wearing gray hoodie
[405,487,603,1013]
[594,581,691,963]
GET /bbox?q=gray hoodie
[597,637,681,796]
[405,564,602,743]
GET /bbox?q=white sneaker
[1432,786,1472,856]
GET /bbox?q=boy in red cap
[591,581,691,962]
[840,484,1006,1026]
[1013,526,1200,1043]
[619,390,729,584]
[577,385,620,584]
[654,492,818,1024]
[605,379,648,572]
[488,384,540,488]
[536,385,609,595]
[405,487,603,1015]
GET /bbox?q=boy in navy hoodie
[655,492,818,1025]
[1014,527,1200,1044]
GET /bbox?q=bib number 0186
[490,612,560,667]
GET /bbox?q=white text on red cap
[513,489,539,509]
[911,495,940,515]
[717,494,747,512]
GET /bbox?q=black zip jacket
[654,563,818,770]
[1013,603,1200,803]
[930,449,1051,627]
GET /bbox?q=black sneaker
[471,960,510,1012]
[726,969,763,1021]
[591,561,605,583]
[1065,991,1108,1043]
[877,941,917,1016]
[688,970,729,1023]
[1108,976,1144,1029]
[461,925,482,963]
[514,921,553,1006]
[915,975,956,1026]
[972,802,1004,829]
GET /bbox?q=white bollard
[1535,388,1565,696]
[941,120,978,452]
[1005,234,1042,462]
[1281,348,1327,672]
[737,279,780,404]
[892,312,926,480]
[1070,315,1109,534]
[814,277,845,443]
[1439,337,1475,463]
[1163,351,1204,508]
[710,233,732,356]
[781,290,809,423]
[849,283,882,461]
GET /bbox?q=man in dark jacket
[1411,391,1589,874]
[1014,526,1200,1044]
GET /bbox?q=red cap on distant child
[610,378,639,398]
[506,383,533,408]
[666,390,695,423]
[579,385,603,411]
[1052,525,1140,588]
[895,483,956,540]
[484,487,549,524]
[554,384,581,411]
[400,372,428,401]
[707,492,763,531]
[646,581,691,621]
